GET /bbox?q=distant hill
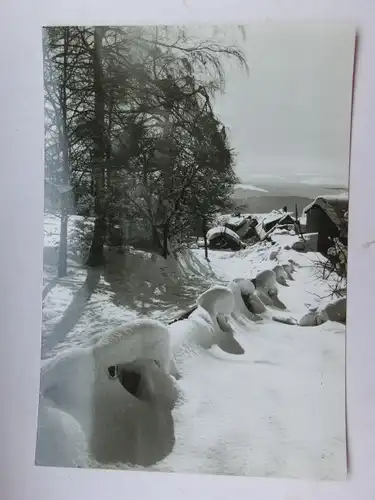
[232,192,314,216]
[232,181,349,216]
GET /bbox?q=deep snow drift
[37,215,346,480]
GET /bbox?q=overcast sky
[189,24,355,188]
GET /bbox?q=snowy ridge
[38,214,346,480]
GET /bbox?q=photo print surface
[37,23,355,480]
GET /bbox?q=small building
[262,211,295,233]
[223,215,258,240]
[303,194,348,256]
[224,216,249,235]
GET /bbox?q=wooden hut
[303,194,348,256]
[262,212,295,233]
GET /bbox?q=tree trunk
[87,27,107,267]
[162,224,169,259]
[58,213,68,277]
[57,28,71,278]
[202,216,209,260]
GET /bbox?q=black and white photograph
[36,23,355,480]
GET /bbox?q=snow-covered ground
[38,214,346,480]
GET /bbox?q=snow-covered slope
[38,214,346,480]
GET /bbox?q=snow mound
[228,279,264,323]
[93,318,180,379]
[252,269,286,310]
[38,320,182,467]
[206,226,241,242]
[169,285,244,364]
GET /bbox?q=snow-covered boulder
[298,311,319,327]
[272,265,289,287]
[269,248,281,261]
[169,285,244,359]
[281,262,294,280]
[299,296,346,326]
[37,319,181,467]
[228,278,264,323]
[319,296,346,324]
[252,269,287,310]
[291,240,306,252]
[288,258,299,270]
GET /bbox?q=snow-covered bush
[313,235,347,299]
[327,238,348,277]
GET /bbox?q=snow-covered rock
[169,285,245,359]
[252,269,287,310]
[319,297,346,324]
[272,265,289,287]
[37,319,181,467]
[269,248,281,261]
[281,262,295,280]
[299,296,346,326]
[292,240,306,252]
[298,311,319,326]
[288,258,299,270]
[228,278,264,323]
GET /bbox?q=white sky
[189,24,356,187]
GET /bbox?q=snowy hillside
[39,214,346,480]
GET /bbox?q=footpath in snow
[39,215,346,480]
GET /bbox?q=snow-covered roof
[262,211,294,227]
[303,194,348,232]
[206,226,241,242]
[217,215,248,229]
[225,216,248,228]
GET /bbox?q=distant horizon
[237,171,349,188]
[235,174,348,194]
